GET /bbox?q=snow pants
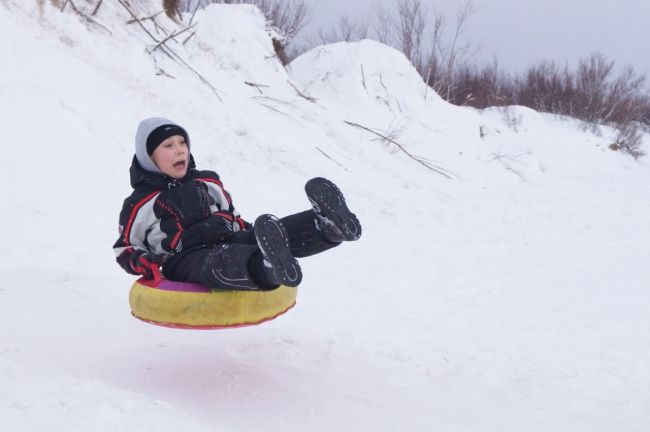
[162,210,339,290]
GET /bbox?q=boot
[305,177,362,242]
[254,214,302,287]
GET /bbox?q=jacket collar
[129,154,197,190]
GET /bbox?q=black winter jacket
[113,156,250,276]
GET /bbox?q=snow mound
[290,39,442,109]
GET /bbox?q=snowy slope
[1,1,649,431]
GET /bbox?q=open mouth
[173,160,186,170]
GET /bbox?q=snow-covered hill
[1,1,649,431]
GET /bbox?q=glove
[200,211,237,242]
[155,181,214,230]
[129,251,163,280]
[160,212,238,253]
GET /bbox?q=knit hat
[146,124,188,155]
[135,117,190,174]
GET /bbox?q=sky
[301,0,650,78]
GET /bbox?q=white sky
[301,0,650,78]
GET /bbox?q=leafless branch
[317,14,369,43]
[182,31,196,45]
[287,80,317,102]
[344,120,454,179]
[189,0,204,25]
[117,0,222,100]
[152,22,197,51]
[252,95,294,106]
[245,81,270,95]
[127,11,163,25]
[316,147,352,172]
[91,0,103,16]
[65,0,112,35]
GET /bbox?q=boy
[113,117,362,290]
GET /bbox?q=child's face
[151,135,189,179]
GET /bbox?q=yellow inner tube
[129,278,297,329]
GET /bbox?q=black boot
[254,214,302,287]
[305,177,362,242]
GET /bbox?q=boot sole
[254,215,302,287]
[305,177,362,241]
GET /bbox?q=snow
[1,1,649,431]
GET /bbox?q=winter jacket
[113,155,250,276]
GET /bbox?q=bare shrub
[433,0,476,99]
[395,0,426,69]
[506,53,648,157]
[612,122,645,158]
[508,61,573,114]
[179,0,650,157]
[338,1,648,158]
[449,61,512,107]
[372,0,429,74]
[373,0,477,102]
[316,15,370,44]
[163,0,182,21]
[440,51,649,157]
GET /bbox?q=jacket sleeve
[113,191,160,274]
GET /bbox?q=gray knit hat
[135,117,190,173]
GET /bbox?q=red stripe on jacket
[122,191,159,245]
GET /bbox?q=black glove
[199,211,237,242]
[155,180,214,230]
[129,251,163,279]
[160,212,237,253]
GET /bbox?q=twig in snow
[150,52,176,78]
[378,73,387,91]
[287,80,317,102]
[344,120,455,179]
[259,103,290,118]
[189,0,204,26]
[488,152,530,163]
[360,64,367,90]
[65,0,112,35]
[252,96,294,106]
[316,147,352,173]
[91,0,103,16]
[245,81,270,95]
[119,2,167,46]
[182,31,196,45]
[488,151,529,182]
[152,22,197,51]
[258,103,302,126]
[502,164,527,182]
[127,11,162,25]
[117,0,222,101]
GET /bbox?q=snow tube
[129,275,297,330]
